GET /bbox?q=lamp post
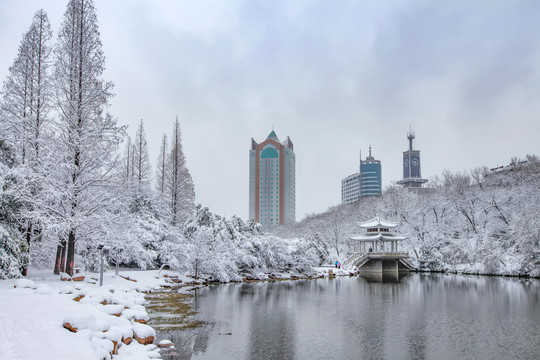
[97,244,104,286]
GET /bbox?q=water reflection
[155,274,540,360]
[358,271,409,283]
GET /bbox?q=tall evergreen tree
[0,10,53,275]
[122,135,133,184]
[51,0,124,275]
[155,134,168,196]
[0,10,53,166]
[164,117,195,227]
[133,119,152,188]
[122,120,152,214]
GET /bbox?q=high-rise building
[341,146,382,204]
[397,128,428,188]
[341,173,361,204]
[360,146,382,197]
[249,130,295,229]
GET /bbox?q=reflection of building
[360,146,382,197]
[249,130,295,229]
[397,128,428,188]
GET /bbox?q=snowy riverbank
[0,266,355,359]
[0,268,188,359]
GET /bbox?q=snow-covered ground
[0,268,195,360]
[0,266,354,360]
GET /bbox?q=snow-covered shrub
[0,224,28,279]
[180,206,325,281]
[155,231,189,272]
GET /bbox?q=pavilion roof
[349,233,408,241]
[357,216,399,229]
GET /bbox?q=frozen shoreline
[0,266,356,360]
[2,266,535,359]
[0,268,184,360]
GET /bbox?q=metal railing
[343,251,410,269]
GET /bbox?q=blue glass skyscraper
[360,146,382,197]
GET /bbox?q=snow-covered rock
[132,323,155,345]
[13,278,35,289]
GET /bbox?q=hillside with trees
[275,155,540,277]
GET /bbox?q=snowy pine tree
[0,9,53,166]
[164,117,195,228]
[50,0,124,276]
[133,119,152,187]
[155,134,168,196]
[0,10,53,275]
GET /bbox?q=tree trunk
[54,239,65,274]
[65,230,76,276]
[22,223,33,276]
[60,240,67,274]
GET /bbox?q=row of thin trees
[0,0,195,277]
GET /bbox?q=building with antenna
[249,130,295,229]
[397,128,428,188]
[360,146,382,197]
[341,146,382,204]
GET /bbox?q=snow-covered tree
[0,10,53,275]
[50,0,124,276]
[163,117,195,228]
[279,155,540,276]
[155,134,168,196]
[0,224,28,279]
[0,9,53,166]
[129,119,152,213]
[133,119,152,187]
[121,135,133,183]
[0,141,29,278]
[180,206,326,282]
[119,120,152,214]
[322,205,347,256]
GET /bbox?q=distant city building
[249,130,295,229]
[341,173,361,204]
[341,146,382,204]
[360,146,382,197]
[397,128,428,188]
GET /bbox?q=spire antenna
[407,126,415,151]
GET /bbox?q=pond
[150,273,540,360]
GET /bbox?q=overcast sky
[1,0,540,220]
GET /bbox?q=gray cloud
[1,0,539,220]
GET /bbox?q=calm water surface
[156,273,540,360]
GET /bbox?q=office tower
[249,130,295,229]
[342,146,382,204]
[341,173,361,204]
[360,146,382,197]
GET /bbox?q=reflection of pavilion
[344,216,415,272]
